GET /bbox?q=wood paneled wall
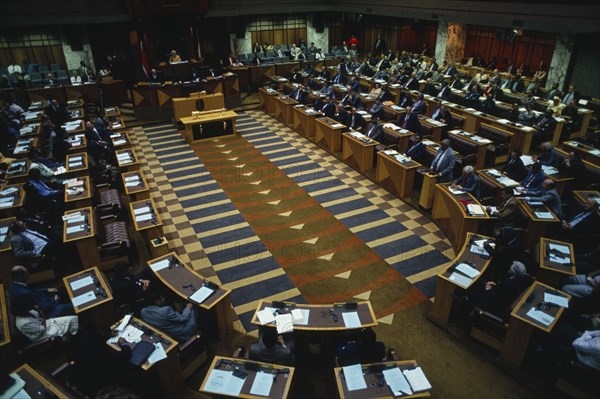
[250,29,308,49]
[465,27,556,71]
[0,46,66,69]
[329,19,437,55]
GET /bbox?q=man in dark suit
[348,107,366,132]
[374,35,387,54]
[9,265,73,318]
[141,291,198,343]
[288,84,307,103]
[45,99,68,125]
[148,68,162,83]
[365,118,383,141]
[321,97,336,117]
[436,81,451,100]
[9,220,60,270]
[403,72,418,91]
[451,165,481,199]
[395,107,422,135]
[404,134,426,165]
[430,139,456,182]
[488,187,519,228]
[561,197,600,238]
[411,93,427,115]
[502,150,527,181]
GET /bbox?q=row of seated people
[0,60,97,88]
[4,262,208,397]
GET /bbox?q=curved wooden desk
[432,183,490,252]
[148,252,233,340]
[429,232,493,326]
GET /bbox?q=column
[444,23,467,64]
[546,33,574,90]
[434,18,448,64]
[60,25,97,73]
[307,18,329,54]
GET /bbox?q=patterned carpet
[128,109,455,334]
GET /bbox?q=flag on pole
[140,37,150,77]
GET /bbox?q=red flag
[140,38,150,77]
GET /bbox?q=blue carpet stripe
[141,126,303,332]
[235,111,452,299]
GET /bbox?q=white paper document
[72,290,96,307]
[449,272,472,288]
[455,263,480,278]
[342,312,361,329]
[66,225,86,234]
[70,276,94,291]
[136,213,153,222]
[403,367,431,391]
[549,243,570,255]
[147,342,168,364]
[534,211,554,219]
[150,259,170,272]
[256,308,276,325]
[250,371,274,396]
[292,308,309,325]
[544,292,569,308]
[343,364,367,391]
[383,367,412,396]
[275,313,294,334]
[203,370,244,396]
[189,286,215,304]
[526,306,554,326]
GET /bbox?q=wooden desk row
[429,232,573,367]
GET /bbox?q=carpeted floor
[127,110,543,398]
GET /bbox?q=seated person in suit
[487,187,518,228]
[9,265,74,318]
[562,270,600,300]
[559,151,586,180]
[110,262,155,307]
[395,106,422,135]
[319,81,334,99]
[472,261,532,318]
[560,196,600,238]
[533,142,559,168]
[369,99,383,119]
[516,161,545,196]
[397,89,413,108]
[11,293,78,343]
[532,110,557,144]
[141,291,198,342]
[480,93,496,113]
[249,325,294,366]
[411,93,427,115]
[517,104,537,126]
[320,97,336,117]
[148,68,163,83]
[26,168,63,201]
[347,107,366,132]
[451,165,481,199]
[430,139,456,182]
[523,178,563,219]
[365,117,383,140]
[9,220,60,270]
[404,134,426,165]
[288,84,308,103]
[335,327,386,366]
[334,104,349,125]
